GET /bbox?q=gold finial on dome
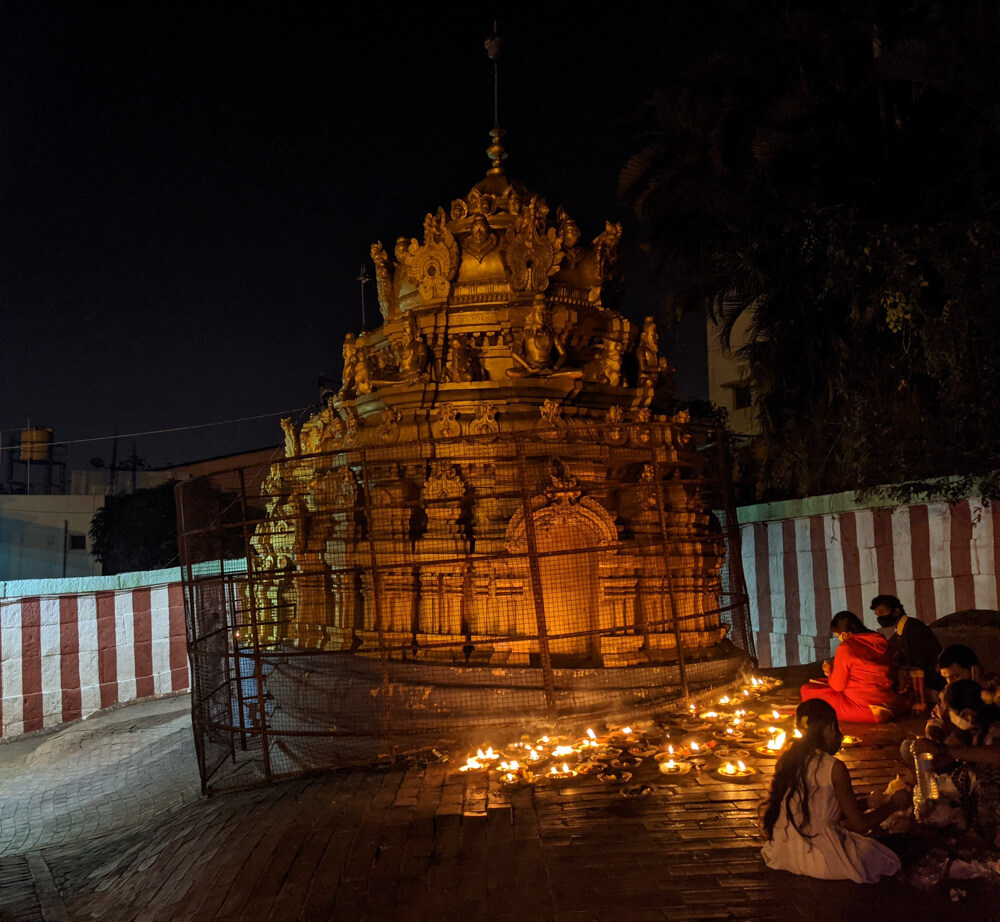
[486,127,507,175]
[484,23,507,176]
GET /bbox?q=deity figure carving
[537,399,568,441]
[370,241,398,319]
[395,313,430,384]
[462,214,498,263]
[469,401,500,440]
[507,296,580,379]
[377,407,402,444]
[422,461,464,503]
[602,404,628,445]
[353,345,375,396]
[444,334,476,382]
[432,404,461,439]
[593,221,623,283]
[298,413,323,455]
[281,417,300,458]
[556,207,585,269]
[636,316,671,388]
[503,195,563,292]
[341,407,360,447]
[396,207,459,301]
[583,338,624,386]
[321,466,359,512]
[339,333,358,398]
[632,406,653,445]
[672,409,694,448]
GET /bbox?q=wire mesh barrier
[177,423,754,794]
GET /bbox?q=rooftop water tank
[20,426,53,461]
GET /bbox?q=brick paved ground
[2,676,1000,921]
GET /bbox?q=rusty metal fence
[177,424,754,794]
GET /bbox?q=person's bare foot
[870,705,895,723]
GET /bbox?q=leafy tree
[620,1,1000,500]
[89,482,179,574]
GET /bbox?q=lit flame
[690,741,700,752]
[587,728,597,740]
[622,726,632,735]
[460,756,483,772]
[553,745,574,757]
[527,748,542,762]
[721,761,736,774]
[743,689,751,697]
[718,695,731,705]
[689,704,696,712]
[665,758,676,770]
[476,746,498,761]
[766,731,786,751]
[498,760,520,771]
[793,728,803,739]
[765,725,779,735]
[772,709,782,720]
[737,760,747,771]
[668,744,674,755]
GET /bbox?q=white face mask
[950,710,975,731]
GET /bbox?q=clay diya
[716,760,756,781]
[657,758,693,776]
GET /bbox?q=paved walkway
[1,683,999,921]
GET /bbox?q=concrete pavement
[1,683,999,921]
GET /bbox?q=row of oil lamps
[455,675,861,787]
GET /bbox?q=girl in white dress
[761,698,909,883]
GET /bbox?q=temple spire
[484,23,507,175]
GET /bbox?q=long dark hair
[830,610,875,635]
[762,699,839,842]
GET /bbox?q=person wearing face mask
[801,611,909,723]
[924,645,998,743]
[913,680,1000,841]
[761,699,909,882]
[869,595,943,696]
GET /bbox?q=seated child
[925,644,997,743]
[913,679,1000,843]
[761,698,909,883]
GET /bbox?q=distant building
[3,442,280,580]
[706,311,758,437]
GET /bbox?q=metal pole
[359,448,396,761]
[715,429,757,666]
[652,434,690,699]
[238,466,273,783]
[515,437,557,717]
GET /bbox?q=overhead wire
[0,408,311,454]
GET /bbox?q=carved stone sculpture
[507,296,580,379]
[396,313,430,384]
[396,207,459,301]
[469,401,500,440]
[503,195,563,292]
[636,316,670,388]
[370,241,398,320]
[444,334,476,382]
[583,338,624,386]
[432,404,461,439]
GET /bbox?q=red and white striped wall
[740,496,998,668]
[0,583,188,738]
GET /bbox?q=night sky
[2,2,708,474]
